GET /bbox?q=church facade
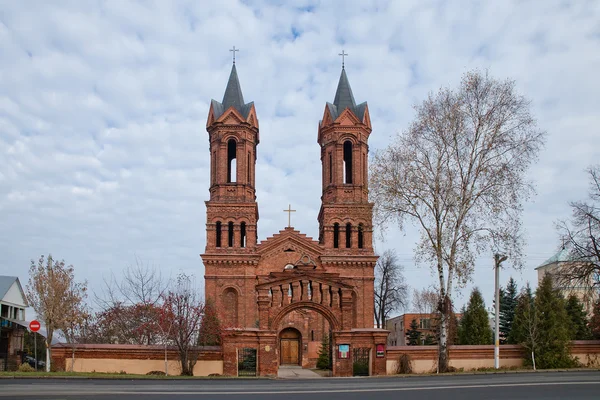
[201,61,388,377]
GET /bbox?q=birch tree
[370,70,545,371]
[26,255,87,372]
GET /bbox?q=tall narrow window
[346,223,352,248]
[212,151,216,185]
[228,221,234,247]
[358,224,364,249]
[227,139,237,183]
[343,140,353,184]
[247,152,251,183]
[333,223,340,248]
[240,222,246,248]
[329,152,332,183]
[216,221,222,248]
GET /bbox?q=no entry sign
[29,320,41,332]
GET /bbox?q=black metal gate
[237,348,257,377]
[352,347,370,376]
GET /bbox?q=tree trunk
[438,294,451,372]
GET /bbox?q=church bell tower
[204,62,259,252]
[317,65,374,252]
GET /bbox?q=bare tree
[26,255,88,372]
[557,165,600,302]
[374,249,409,328]
[412,288,439,315]
[94,256,169,345]
[370,70,545,371]
[159,273,204,376]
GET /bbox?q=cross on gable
[283,204,296,228]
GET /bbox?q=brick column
[340,289,354,330]
[311,282,321,304]
[272,285,282,308]
[321,284,330,307]
[291,281,301,303]
[257,288,270,330]
[331,289,340,309]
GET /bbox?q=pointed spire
[333,68,356,113]
[222,63,245,112]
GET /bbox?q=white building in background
[0,276,28,370]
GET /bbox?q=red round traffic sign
[29,320,41,332]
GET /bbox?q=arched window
[240,222,246,248]
[358,224,364,249]
[227,139,237,183]
[333,223,340,248]
[346,223,352,248]
[343,140,353,184]
[216,221,222,248]
[228,221,234,247]
[222,288,239,327]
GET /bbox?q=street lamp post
[494,253,507,369]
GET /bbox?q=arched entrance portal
[279,327,301,365]
[276,306,332,368]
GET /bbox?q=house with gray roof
[0,276,27,370]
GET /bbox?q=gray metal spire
[222,64,245,112]
[323,67,367,123]
[333,68,357,113]
[211,63,253,120]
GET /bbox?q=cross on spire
[283,204,296,228]
[338,49,348,69]
[229,46,239,64]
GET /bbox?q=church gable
[216,107,245,125]
[335,108,362,126]
[256,228,323,271]
[245,104,259,129]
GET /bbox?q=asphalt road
[1,371,599,400]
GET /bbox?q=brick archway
[270,301,341,331]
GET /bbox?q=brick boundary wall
[386,341,600,374]
[51,344,223,376]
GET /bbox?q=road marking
[1,381,599,397]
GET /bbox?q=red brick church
[201,59,388,377]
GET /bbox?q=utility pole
[494,253,507,369]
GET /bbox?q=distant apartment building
[386,313,438,346]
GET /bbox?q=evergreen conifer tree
[591,300,600,339]
[533,275,576,368]
[500,277,518,344]
[509,283,538,366]
[458,288,493,345]
[565,294,592,340]
[407,319,421,345]
[316,333,330,369]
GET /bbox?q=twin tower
[203,62,374,254]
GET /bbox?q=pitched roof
[0,276,18,300]
[210,64,253,120]
[325,68,368,121]
[536,247,572,269]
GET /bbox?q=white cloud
[1,0,599,313]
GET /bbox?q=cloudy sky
[1,0,599,315]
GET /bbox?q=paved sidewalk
[277,366,322,379]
